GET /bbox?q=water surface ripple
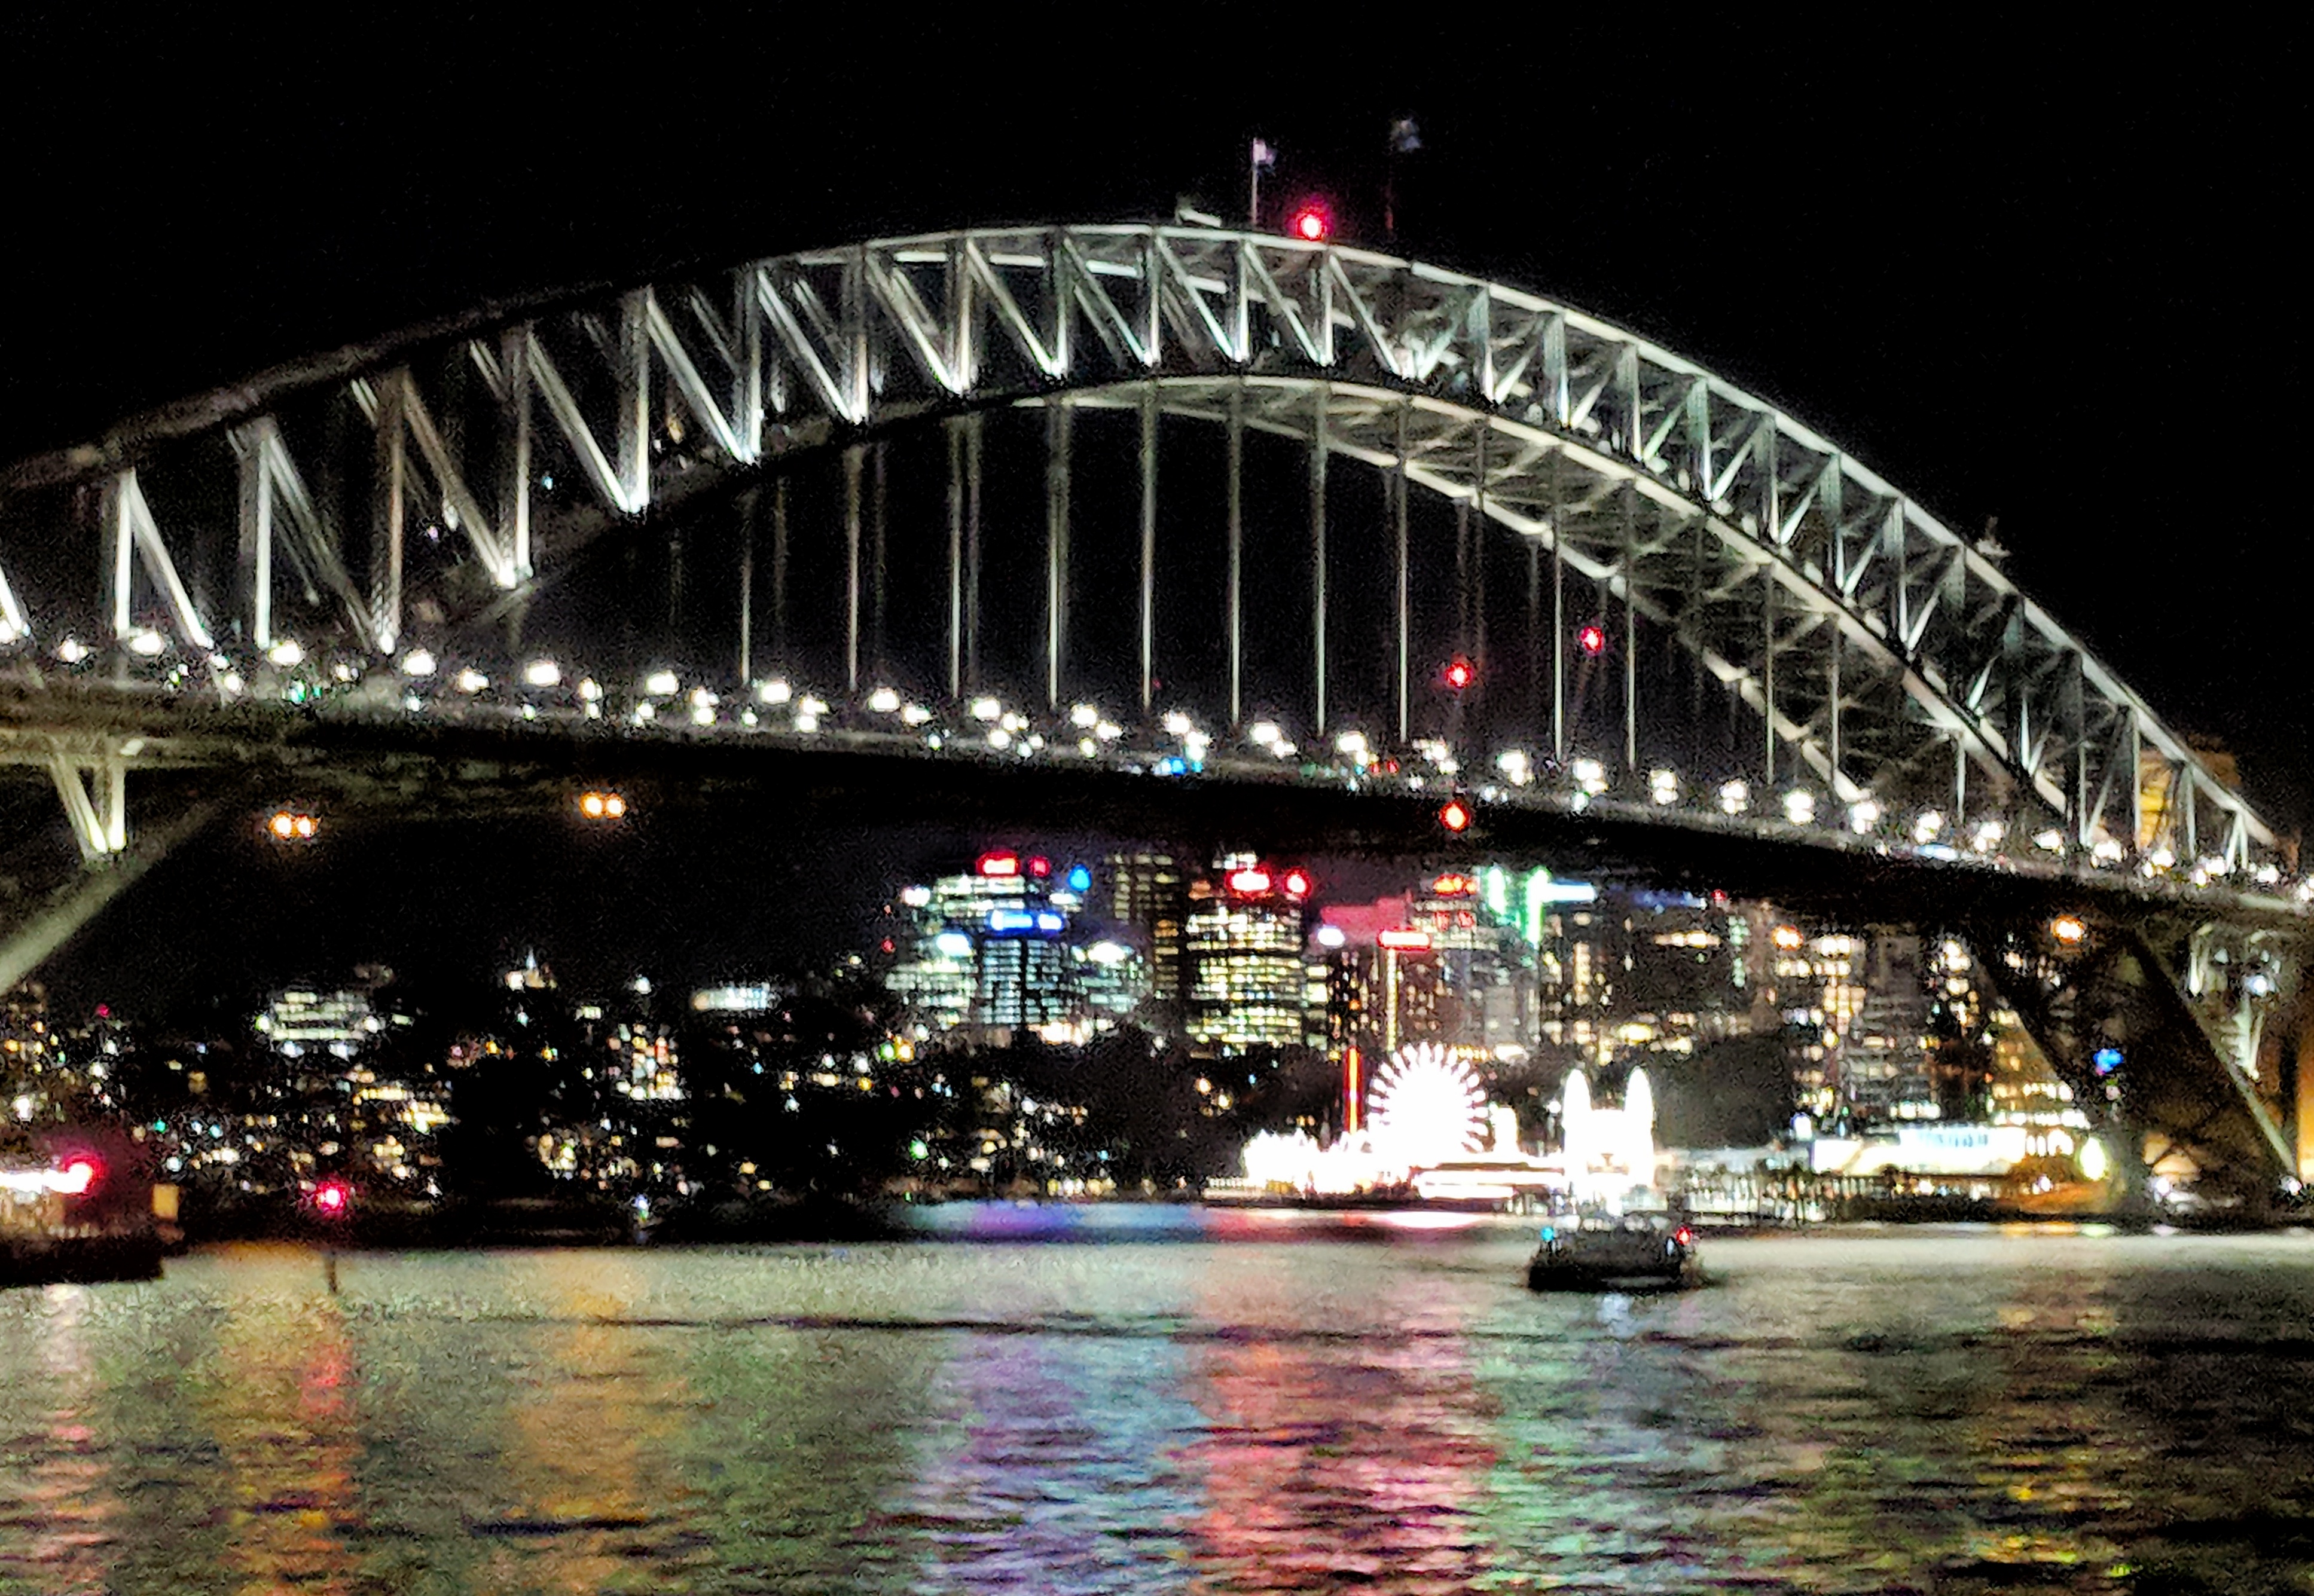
[2,1222,2310,1594]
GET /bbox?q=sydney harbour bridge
[0,221,2306,1198]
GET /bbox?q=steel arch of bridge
[1,224,2279,891]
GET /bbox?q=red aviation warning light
[1439,798,1473,833]
[1576,623,1608,657]
[311,1179,352,1217]
[1226,867,1274,897]
[1280,867,1312,899]
[1289,203,1331,242]
[976,850,1021,878]
[1442,657,1475,691]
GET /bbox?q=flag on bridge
[1251,137,1277,170]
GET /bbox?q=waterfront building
[1184,855,1315,1056]
[1103,851,1186,1034]
[887,849,1080,1042]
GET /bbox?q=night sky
[2,18,2302,1015]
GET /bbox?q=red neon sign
[1281,867,1312,898]
[1226,867,1274,896]
[976,851,1021,877]
[1027,855,1052,878]
[1378,929,1434,950]
[1430,873,1477,897]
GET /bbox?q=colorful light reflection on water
[1,1222,2311,1592]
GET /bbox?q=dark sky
[2,17,2303,1013]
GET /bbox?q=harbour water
[2,1215,2309,1594]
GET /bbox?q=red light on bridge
[1290,203,1331,242]
[1439,799,1473,833]
[1442,658,1474,690]
[1576,623,1607,657]
[312,1179,352,1217]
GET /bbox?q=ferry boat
[1526,1209,1700,1291]
[1,1129,169,1287]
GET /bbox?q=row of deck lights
[50,628,2310,902]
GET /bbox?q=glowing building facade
[1185,855,1316,1056]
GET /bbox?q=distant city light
[1782,790,1816,825]
[2050,914,2087,946]
[977,851,1021,878]
[523,659,561,688]
[1771,924,1805,951]
[935,931,973,959]
[645,669,680,696]
[1848,799,1880,834]
[1226,867,1274,896]
[456,669,489,694]
[1438,798,1472,833]
[868,686,901,713]
[1649,769,1680,805]
[1280,867,1312,898]
[400,649,436,677]
[579,791,628,820]
[1718,779,1750,815]
[1066,864,1092,893]
[1315,924,1347,949]
[128,629,167,657]
[266,639,304,668]
[759,679,792,705]
[1378,928,1434,950]
[267,811,318,841]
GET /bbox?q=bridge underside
[0,713,2298,1194]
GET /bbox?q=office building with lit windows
[1183,855,1316,1055]
[887,849,1084,1041]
